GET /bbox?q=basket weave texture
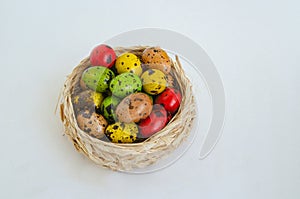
[59,46,196,171]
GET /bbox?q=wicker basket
[59,46,196,171]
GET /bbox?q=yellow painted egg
[115,53,142,76]
[141,69,167,95]
[105,122,138,143]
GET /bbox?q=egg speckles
[76,109,108,139]
[142,47,172,74]
[105,122,138,143]
[116,93,153,123]
[81,66,115,93]
[115,53,142,76]
[141,69,167,95]
[72,90,104,113]
[109,72,142,98]
[100,96,121,123]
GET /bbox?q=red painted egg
[139,104,167,138]
[90,44,116,68]
[155,88,182,114]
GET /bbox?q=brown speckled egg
[116,93,153,123]
[72,90,105,114]
[76,109,108,139]
[142,47,172,74]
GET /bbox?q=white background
[1,0,299,198]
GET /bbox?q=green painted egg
[81,66,115,93]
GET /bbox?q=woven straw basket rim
[59,46,196,171]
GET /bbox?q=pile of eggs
[73,44,182,143]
